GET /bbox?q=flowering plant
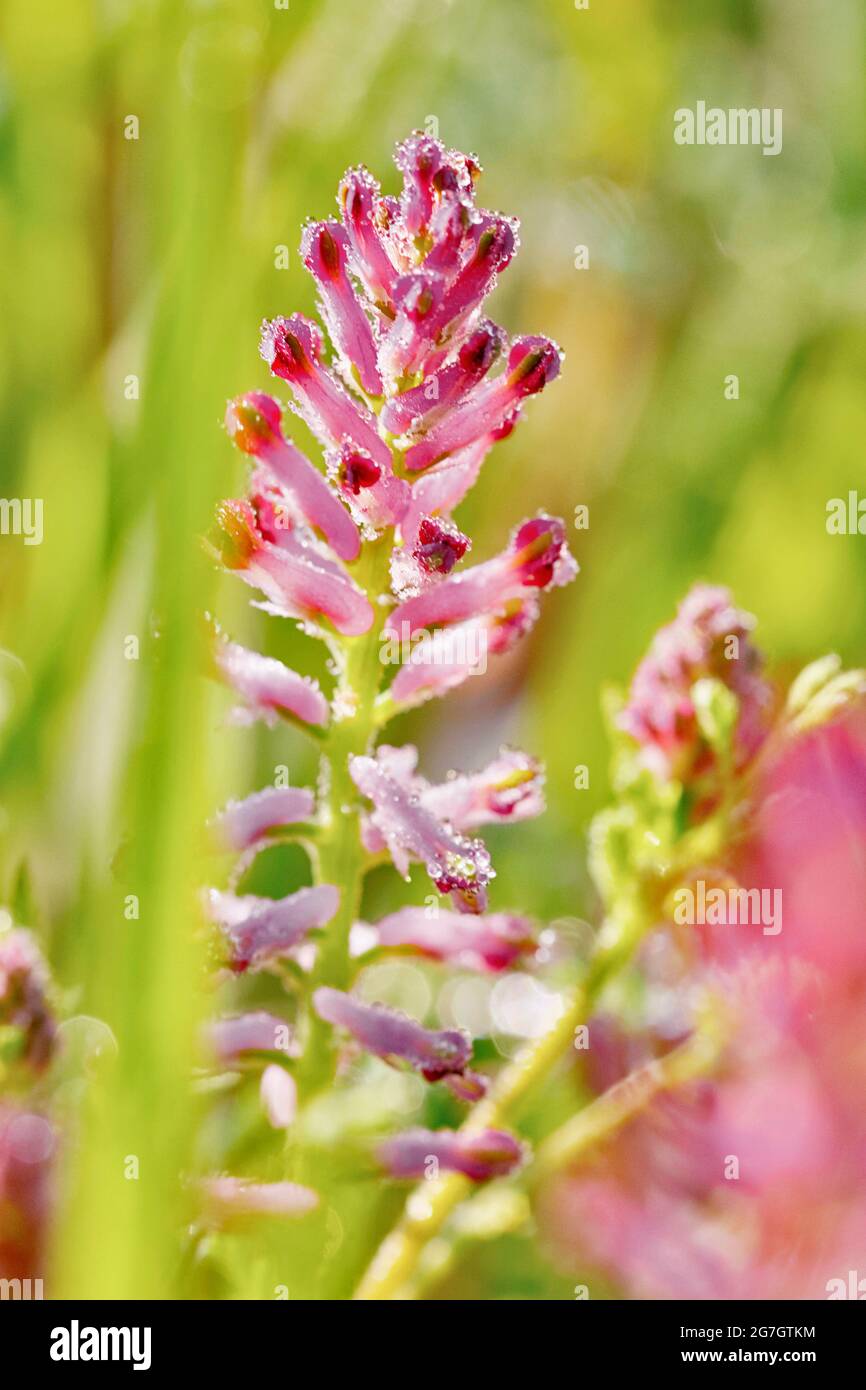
[202,134,576,1279]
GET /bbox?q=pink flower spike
[201,1177,317,1226]
[618,583,772,783]
[380,321,503,437]
[207,883,339,973]
[403,335,562,472]
[371,906,536,972]
[313,986,471,1082]
[349,751,492,912]
[214,499,374,637]
[301,221,383,396]
[421,749,545,830]
[225,392,361,562]
[338,165,399,308]
[206,1012,295,1063]
[214,636,329,729]
[378,1127,525,1182]
[260,315,390,468]
[260,1064,297,1130]
[210,786,315,854]
[386,514,576,638]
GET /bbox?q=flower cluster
[202,134,575,1213]
[543,595,866,1300]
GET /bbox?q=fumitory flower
[378,1127,525,1182]
[203,131,578,1242]
[618,583,771,786]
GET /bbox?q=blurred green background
[1,0,865,1298]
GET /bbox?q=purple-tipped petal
[211,786,315,854]
[378,1127,525,1182]
[313,986,471,1081]
[301,221,383,396]
[206,1011,295,1063]
[404,336,561,472]
[207,884,339,973]
[201,1177,318,1225]
[260,1064,297,1129]
[349,751,492,913]
[371,906,536,972]
[214,636,329,729]
[260,315,390,467]
[386,514,577,638]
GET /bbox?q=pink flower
[388,599,539,708]
[349,750,492,913]
[420,749,545,829]
[201,1177,317,1226]
[390,515,471,599]
[260,315,391,469]
[326,441,410,533]
[210,786,315,854]
[338,165,400,309]
[206,1012,295,1063]
[379,322,503,437]
[301,222,383,396]
[313,986,471,1082]
[207,884,339,973]
[365,906,535,972]
[386,514,576,637]
[403,337,562,472]
[618,583,772,784]
[214,498,374,636]
[225,392,361,562]
[213,634,329,729]
[379,1127,525,1182]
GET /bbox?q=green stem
[353,897,647,1300]
[529,1008,725,1185]
[294,534,393,1101]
